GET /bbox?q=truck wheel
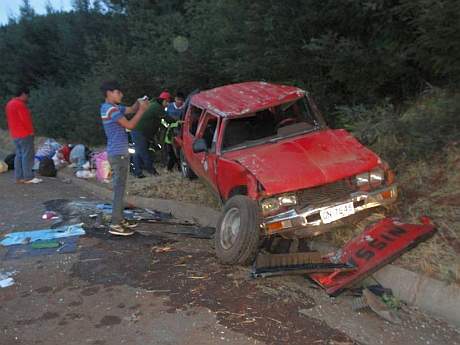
[179,150,196,179]
[215,195,261,265]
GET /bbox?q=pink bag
[93,151,111,183]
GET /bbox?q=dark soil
[71,224,357,345]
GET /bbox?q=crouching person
[100,80,149,236]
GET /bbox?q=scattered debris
[41,211,60,220]
[30,240,60,249]
[0,271,16,288]
[351,295,368,312]
[308,218,436,296]
[160,226,215,239]
[152,246,174,253]
[352,288,401,324]
[4,236,80,259]
[0,224,85,246]
[363,288,402,324]
[96,204,176,222]
[252,252,355,278]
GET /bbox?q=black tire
[179,150,196,179]
[215,195,261,265]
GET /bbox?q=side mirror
[192,138,208,153]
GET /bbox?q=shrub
[334,89,460,164]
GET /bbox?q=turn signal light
[380,190,393,200]
[267,222,283,233]
[266,220,292,234]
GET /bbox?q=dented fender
[216,157,261,201]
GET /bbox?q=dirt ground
[0,170,459,345]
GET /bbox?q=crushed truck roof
[191,81,305,117]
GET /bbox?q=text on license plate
[320,202,355,224]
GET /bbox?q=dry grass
[126,167,221,209]
[393,144,460,283]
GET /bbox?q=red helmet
[158,90,171,101]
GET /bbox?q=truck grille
[296,180,356,209]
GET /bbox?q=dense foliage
[0,0,459,150]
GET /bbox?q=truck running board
[309,217,436,296]
[251,252,355,278]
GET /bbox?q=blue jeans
[131,130,155,176]
[108,154,129,225]
[13,135,35,181]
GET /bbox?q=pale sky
[0,0,73,25]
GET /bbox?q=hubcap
[220,207,241,250]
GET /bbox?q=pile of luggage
[2,138,111,182]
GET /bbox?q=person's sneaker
[109,224,134,236]
[24,177,43,184]
[135,174,146,179]
[121,220,138,229]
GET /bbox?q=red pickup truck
[175,82,398,265]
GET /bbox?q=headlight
[355,172,370,187]
[279,195,297,206]
[261,194,297,215]
[128,147,136,154]
[354,168,385,190]
[370,168,384,187]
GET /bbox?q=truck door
[190,112,220,194]
[182,105,204,173]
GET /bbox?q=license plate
[320,202,355,224]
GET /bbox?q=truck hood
[223,129,381,196]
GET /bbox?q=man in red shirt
[5,87,42,184]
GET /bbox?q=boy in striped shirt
[100,80,149,236]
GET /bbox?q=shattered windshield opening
[222,97,320,151]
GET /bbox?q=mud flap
[308,217,436,296]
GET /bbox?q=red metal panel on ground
[191,82,304,117]
[309,218,436,296]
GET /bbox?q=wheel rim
[181,159,188,177]
[220,207,241,250]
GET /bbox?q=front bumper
[262,184,398,237]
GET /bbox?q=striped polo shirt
[100,102,128,156]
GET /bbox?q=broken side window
[189,106,203,136]
[196,112,219,152]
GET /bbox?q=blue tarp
[4,236,79,259]
[0,224,85,246]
